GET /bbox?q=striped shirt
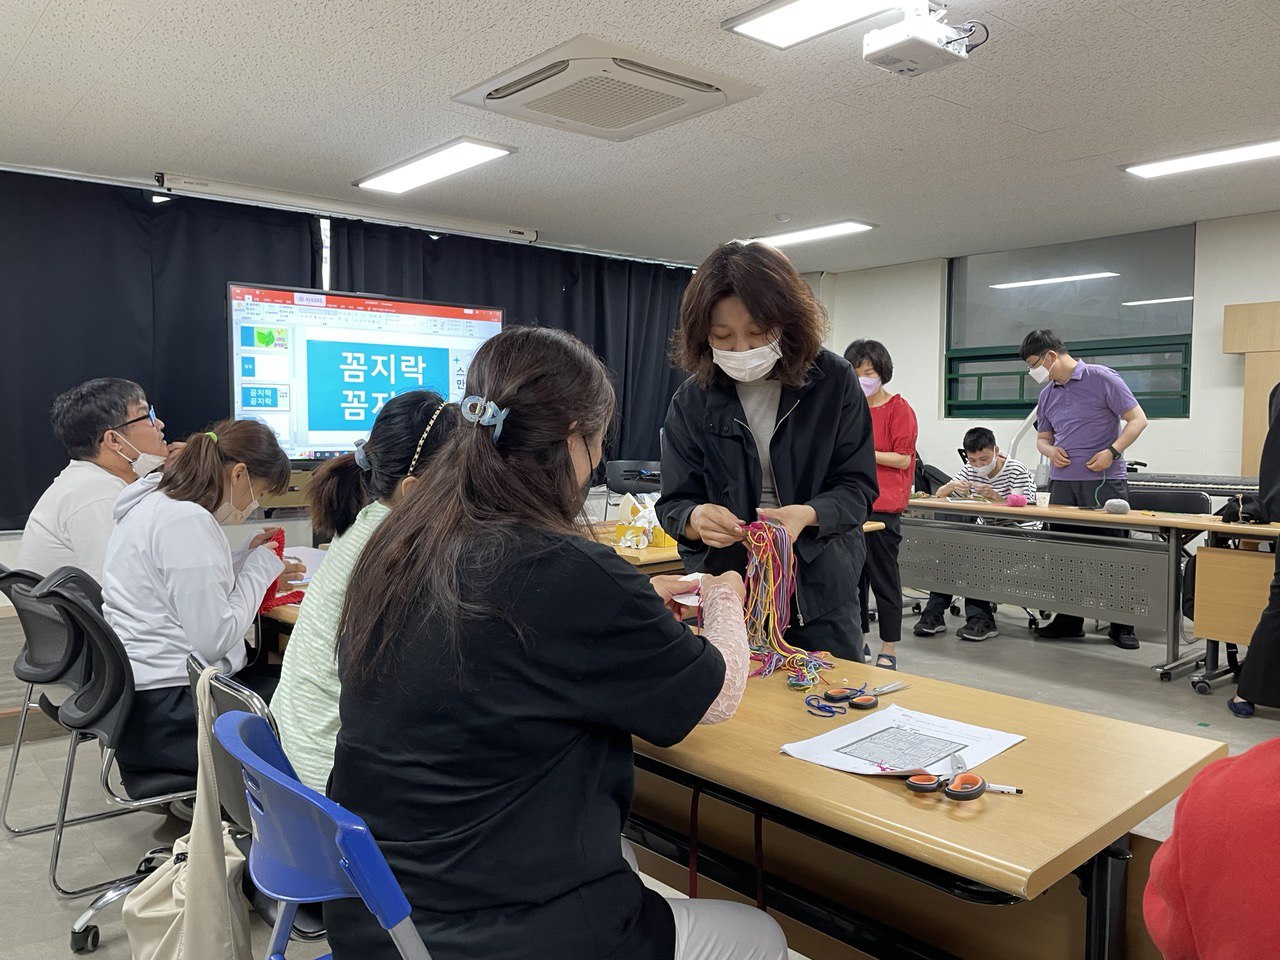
[271,500,389,792]
[947,456,1041,529]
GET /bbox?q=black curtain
[330,219,692,462]
[0,171,319,529]
[150,196,322,442]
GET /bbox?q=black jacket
[657,349,879,625]
[1261,382,1280,521]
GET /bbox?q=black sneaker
[1108,625,1139,650]
[913,610,946,636]
[1035,615,1085,640]
[957,616,999,642]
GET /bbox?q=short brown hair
[159,419,291,513]
[673,241,827,388]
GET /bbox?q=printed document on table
[781,704,1024,776]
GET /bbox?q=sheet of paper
[281,545,327,581]
[673,572,703,606]
[780,703,1024,776]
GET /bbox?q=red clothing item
[868,393,918,514]
[1144,738,1280,959]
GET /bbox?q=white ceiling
[3,0,1280,272]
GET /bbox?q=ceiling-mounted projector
[863,7,987,77]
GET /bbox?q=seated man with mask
[18,378,174,583]
[913,427,1039,642]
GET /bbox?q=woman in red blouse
[845,340,917,669]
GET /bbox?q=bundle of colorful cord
[743,518,833,690]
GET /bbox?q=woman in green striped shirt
[272,391,458,792]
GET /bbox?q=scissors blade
[950,753,968,777]
[871,681,910,696]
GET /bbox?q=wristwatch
[1107,444,1121,460]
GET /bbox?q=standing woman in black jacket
[657,241,879,660]
[1230,381,1280,717]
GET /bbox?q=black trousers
[789,595,864,663]
[1237,547,1280,707]
[1048,478,1133,631]
[858,512,903,645]
[117,669,278,777]
[924,592,995,621]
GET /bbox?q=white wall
[825,210,1280,477]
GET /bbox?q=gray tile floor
[0,602,1272,959]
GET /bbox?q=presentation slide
[229,284,502,460]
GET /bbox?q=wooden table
[632,661,1226,960]
[902,498,1280,680]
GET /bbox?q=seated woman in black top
[328,327,785,960]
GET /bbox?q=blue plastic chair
[211,711,432,960]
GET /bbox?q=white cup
[1035,492,1051,508]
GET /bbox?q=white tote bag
[122,667,253,960]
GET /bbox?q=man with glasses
[18,378,175,582]
[1019,329,1149,649]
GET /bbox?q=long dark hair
[159,420,291,512]
[339,327,615,689]
[673,240,827,388]
[305,390,458,538]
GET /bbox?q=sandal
[875,653,898,670]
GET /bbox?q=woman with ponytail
[272,390,458,792]
[101,419,297,776]
[327,328,784,960]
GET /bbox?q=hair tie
[407,403,447,474]
[353,438,371,472]
[205,431,218,442]
[460,396,509,444]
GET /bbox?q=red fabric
[1144,738,1280,960]
[868,393,918,514]
[257,528,304,613]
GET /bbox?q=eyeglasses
[110,405,158,432]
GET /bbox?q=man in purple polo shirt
[1020,329,1150,648]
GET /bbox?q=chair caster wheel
[1193,680,1212,695]
[868,611,878,622]
[71,925,100,953]
[911,602,922,614]
[1027,618,1038,631]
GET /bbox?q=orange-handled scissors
[905,752,987,801]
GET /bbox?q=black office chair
[33,567,196,953]
[0,566,129,839]
[606,460,661,497]
[184,654,327,944]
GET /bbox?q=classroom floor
[1,604,1274,958]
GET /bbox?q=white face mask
[711,339,782,383]
[1028,354,1055,384]
[116,436,167,480]
[213,474,259,526]
[972,454,1003,478]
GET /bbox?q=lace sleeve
[698,584,749,724]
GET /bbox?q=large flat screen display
[228,283,502,460]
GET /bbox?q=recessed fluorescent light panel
[989,272,1118,290]
[1125,138,1280,179]
[723,0,897,49]
[357,138,513,194]
[754,220,875,247]
[1121,296,1193,306]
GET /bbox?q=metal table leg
[1153,528,1203,680]
[1078,839,1131,960]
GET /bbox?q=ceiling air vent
[454,36,760,142]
